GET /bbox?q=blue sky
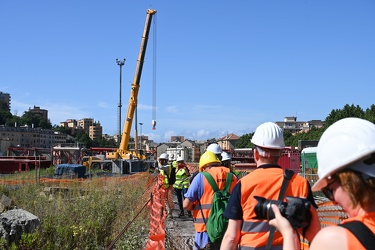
[1,1,374,143]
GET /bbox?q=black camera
[254,196,312,229]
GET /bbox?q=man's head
[221,152,231,168]
[158,153,169,166]
[206,143,223,161]
[251,122,285,162]
[199,151,221,172]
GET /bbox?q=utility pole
[116,58,126,146]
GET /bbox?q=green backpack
[201,171,234,244]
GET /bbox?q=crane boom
[107,9,156,160]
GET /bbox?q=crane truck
[105,9,157,173]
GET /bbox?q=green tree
[21,110,52,129]
[364,104,375,124]
[0,100,12,125]
[325,104,365,127]
[76,130,93,148]
[235,133,254,148]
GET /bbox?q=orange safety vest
[341,212,375,250]
[192,167,237,233]
[239,167,309,249]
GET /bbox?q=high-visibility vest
[159,165,171,189]
[173,168,189,189]
[192,167,237,233]
[239,167,309,249]
[342,212,375,250]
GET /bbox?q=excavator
[106,9,157,162]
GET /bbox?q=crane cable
[152,13,157,130]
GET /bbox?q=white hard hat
[176,156,184,162]
[221,152,231,161]
[251,122,285,149]
[207,143,222,154]
[312,117,375,191]
[159,153,169,160]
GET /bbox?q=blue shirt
[184,173,209,249]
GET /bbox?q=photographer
[221,122,320,250]
[269,117,375,250]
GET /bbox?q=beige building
[276,117,325,134]
[89,122,102,141]
[78,118,94,133]
[217,133,240,151]
[0,126,60,152]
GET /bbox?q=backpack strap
[202,171,234,193]
[198,171,234,225]
[202,172,219,192]
[265,169,295,250]
[339,221,375,249]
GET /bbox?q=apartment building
[0,125,66,154]
[0,92,11,110]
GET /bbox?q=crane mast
[107,9,156,160]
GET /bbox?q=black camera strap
[339,221,375,249]
[265,169,294,250]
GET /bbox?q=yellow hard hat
[199,151,220,172]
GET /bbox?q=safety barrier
[144,173,175,249]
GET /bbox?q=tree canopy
[236,104,375,148]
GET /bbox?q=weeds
[0,168,152,249]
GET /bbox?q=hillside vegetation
[236,104,375,148]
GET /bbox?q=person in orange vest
[269,117,375,250]
[183,151,237,250]
[221,122,320,249]
[189,143,223,184]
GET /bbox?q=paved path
[165,192,196,249]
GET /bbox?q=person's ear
[254,148,260,161]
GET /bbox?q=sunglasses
[321,177,338,201]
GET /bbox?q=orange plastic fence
[144,173,175,250]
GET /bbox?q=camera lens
[254,196,278,220]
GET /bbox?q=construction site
[0,8,353,250]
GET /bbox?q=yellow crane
[106,9,157,160]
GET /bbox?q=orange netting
[144,174,174,250]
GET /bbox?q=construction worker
[183,151,237,250]
[221,122,320,249]
[158,152,177,189]
[221,151,240,178]
[269,117,375,250]
[173,156,191,217]
[207,143,223,161]
[189,143,223,184]
[158,153,176,216]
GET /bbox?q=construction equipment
[106,9,157,161]
[82,155,113,171]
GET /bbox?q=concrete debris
[0,208,40,245]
